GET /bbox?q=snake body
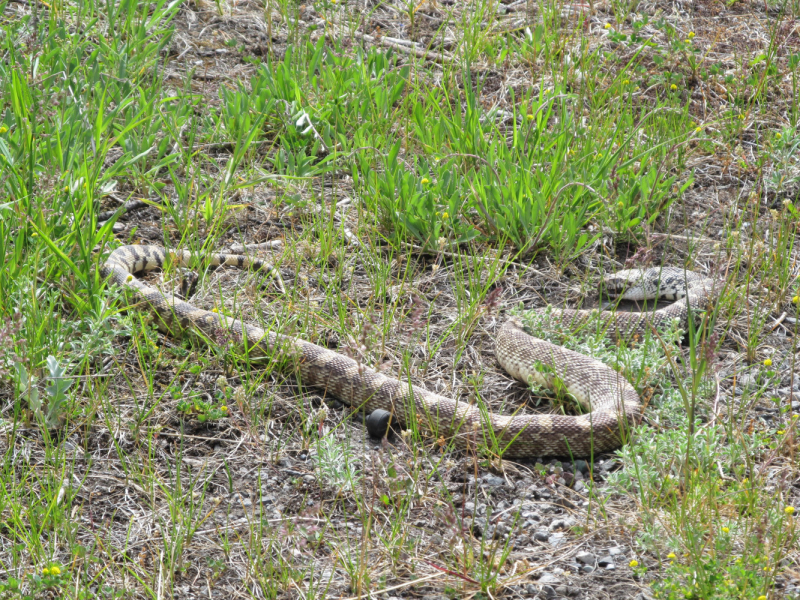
[102,246,715,458]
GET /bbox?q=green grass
[1,0,800,597]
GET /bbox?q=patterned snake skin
[102,246,715,457]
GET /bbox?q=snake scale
[102,245,715,458]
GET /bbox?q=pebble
[540,585,557,598]
[576,551,596,565]
[539,572,560,585]
[549,517,577,531]
[573,459,590,474]
[548,533,567,547]
[534,530,549,542]
[482,475,506,487]
[598,556,615,568]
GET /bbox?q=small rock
[574,481,585,492]
[539,572,560,585]
[581,565,594,574]
[463,501,475,515]
[576,551,596,565]
[525,584,538,595]
[482,475,506,487]
[534,530,549,542]
[573,460,590,474]
[548,533,567,548]
[422,595,448,600]
[540,585,557,598]
[556,585,568,596]
[549,517,577,531]
[608,547,624,556]
[470,522,483,538]
[598,556,615,568]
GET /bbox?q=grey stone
[581,565,594,574]
[555,585,568,596]
[597,555,615,567]
[463,501,475,515]
[608,547,624,556]
[541,585,557,599]
[573,460,590,474]
[483,475,505,487]
[539,573,560,585]
[534,530,549,542]
[548,533,567,548]
[549,517,577,531]
[574,481,585,492]
[576,551,596,565]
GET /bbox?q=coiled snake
[102,245,715,457]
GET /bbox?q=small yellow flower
[220,405,228,412]
[670,84,678,91]
[604,22,611,28]
[688,31,695,38]
[786,506,796,515]
[421,178,430,185]
[442,212,449,219]
[211,307,219,313]
[695,127,702,133]
[527,114,534,121]
[738,114,745,120]
[793,295,800,304]
[597,153,603,158]
[50,566,60,575]
[42,567,50,576]
[684,38,691,43]
[777,132,782,139]
[722,527,729,533]
[778,430,785,435]
[667,553,676,559]
[623,79,630,85]
[758,596,767,600]
[764,566,772,572]
[617,201,624,208]
[0,126,7,134]
[126,275,133,282]
[629,560,639,567]
[764,358,772,367]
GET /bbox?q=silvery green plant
[14,356,72,429]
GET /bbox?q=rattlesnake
[102,245,716,457]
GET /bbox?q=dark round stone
[366,409,392,438]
